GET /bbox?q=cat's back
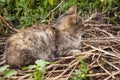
[6,23,55,51]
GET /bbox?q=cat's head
[53,5,84,32]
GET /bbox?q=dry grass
[0,12,120,80]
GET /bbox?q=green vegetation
[0,0,120,29]
[70,57,88,80]
[0,65,17,80]
[0,60,50,80]
[23,60,50,80]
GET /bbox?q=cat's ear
[66,5,77,13]
[67,13,82,25]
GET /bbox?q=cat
[3,5,85,68]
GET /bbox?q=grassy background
[0,0,120,35]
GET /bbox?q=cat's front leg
[59,49,81,57]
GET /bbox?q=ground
[0,12,120,80]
